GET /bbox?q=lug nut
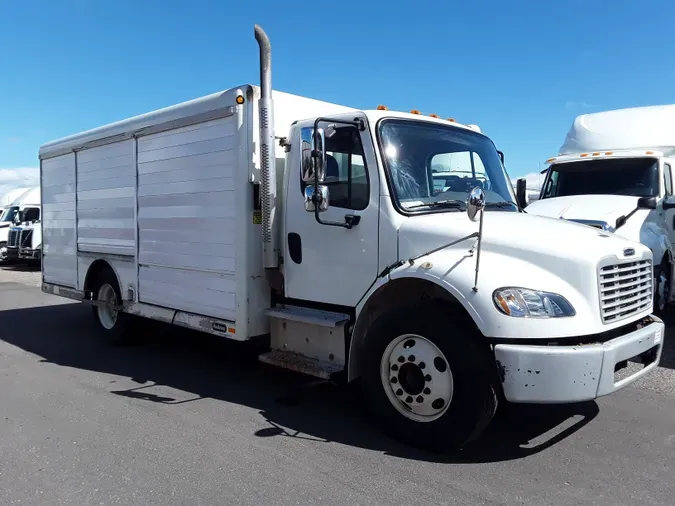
[405,396,413,404]
[398,356,405,363]
[423,387,431,395]
[396,389,403,396]
[391,364,399,371]
[408,355,416,362]
[425,374,432,382]
[416,396,424,403]
[419,362,426,369]
[391,377,398,384]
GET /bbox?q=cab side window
[664,163,673,196]
[300,126,369,211]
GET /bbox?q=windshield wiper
[485,201,517,208]
[406,199,466,211]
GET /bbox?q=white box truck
[522,105,675,315]
[40,25,664,453]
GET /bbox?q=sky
[1,0,675,196]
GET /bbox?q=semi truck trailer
[39,25,664,453]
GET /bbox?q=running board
[258,350,344,380]
[264,304,349,328]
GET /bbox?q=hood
[397,210,648,271]
[525,194,645,231]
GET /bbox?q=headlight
[493,287,575,318]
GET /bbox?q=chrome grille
[598,259,652,324]
[7,229,19,248]
[20,229,33,247]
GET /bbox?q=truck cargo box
[39,86,353,339]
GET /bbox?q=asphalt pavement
[1,266,675,505]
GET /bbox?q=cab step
[258,350,344,380]
[264,304,349,328]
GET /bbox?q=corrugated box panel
[42,153,77,287]
[136,116,238,321]
[76,139,136,255]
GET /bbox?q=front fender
[616,215,671,266]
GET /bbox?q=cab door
[282,116,380,307]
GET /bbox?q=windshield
[0,206,19,223]
[377,119,517,212]
[542,158,660,198]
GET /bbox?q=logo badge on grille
[623,248,635,256]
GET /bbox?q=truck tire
[90,267,134,345]
[361,300,498,453]
[654,258,670,317]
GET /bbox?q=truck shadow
[0,302,599,464]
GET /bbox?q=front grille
[598,258,652,324]
[20,229,33,248]
[7,229,19,248]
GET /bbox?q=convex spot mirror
[467,186,485,222]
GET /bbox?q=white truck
[1,186,40,263]
[40,25,664,453]
[5,186,42,264]
[522,105,675,315]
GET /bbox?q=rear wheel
[361,300,498,453]
[90,267,134,345]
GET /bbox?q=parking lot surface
[1,266,675,505]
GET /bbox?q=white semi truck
[523,105,675,315]
[1,186,41,263]
[40,25,664,453]
[5,186,42,264]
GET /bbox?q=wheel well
[83,259,117,295]
[347,278,483,382]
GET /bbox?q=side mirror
[301,128,326,183]
[497,150,504,164]
[637,196,658,210]
[516,178,528,209]
[304,185,329,213]
[467,186,485,222]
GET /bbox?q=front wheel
[361,301,498,453]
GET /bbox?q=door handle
[344,215,361,229]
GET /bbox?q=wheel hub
[380,333,454,422]
[397,362,425,396]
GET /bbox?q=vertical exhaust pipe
[254,24,278,268]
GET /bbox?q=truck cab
[523,105,675,314]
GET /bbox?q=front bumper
[19,247,41,260]
[5,247,18,260]
[494,316,664,403]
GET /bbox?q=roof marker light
[646,151,654,155]
[546,157,555,163]
[410,109,421,115]
[605,152,613,155]
[580,153,589,157]
[592,152,600,156]
[377,105,388,110]
[447,118,456,122]
[429,113,439,118]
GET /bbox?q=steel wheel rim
[380,333,453,422]
[97,283,118,330]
